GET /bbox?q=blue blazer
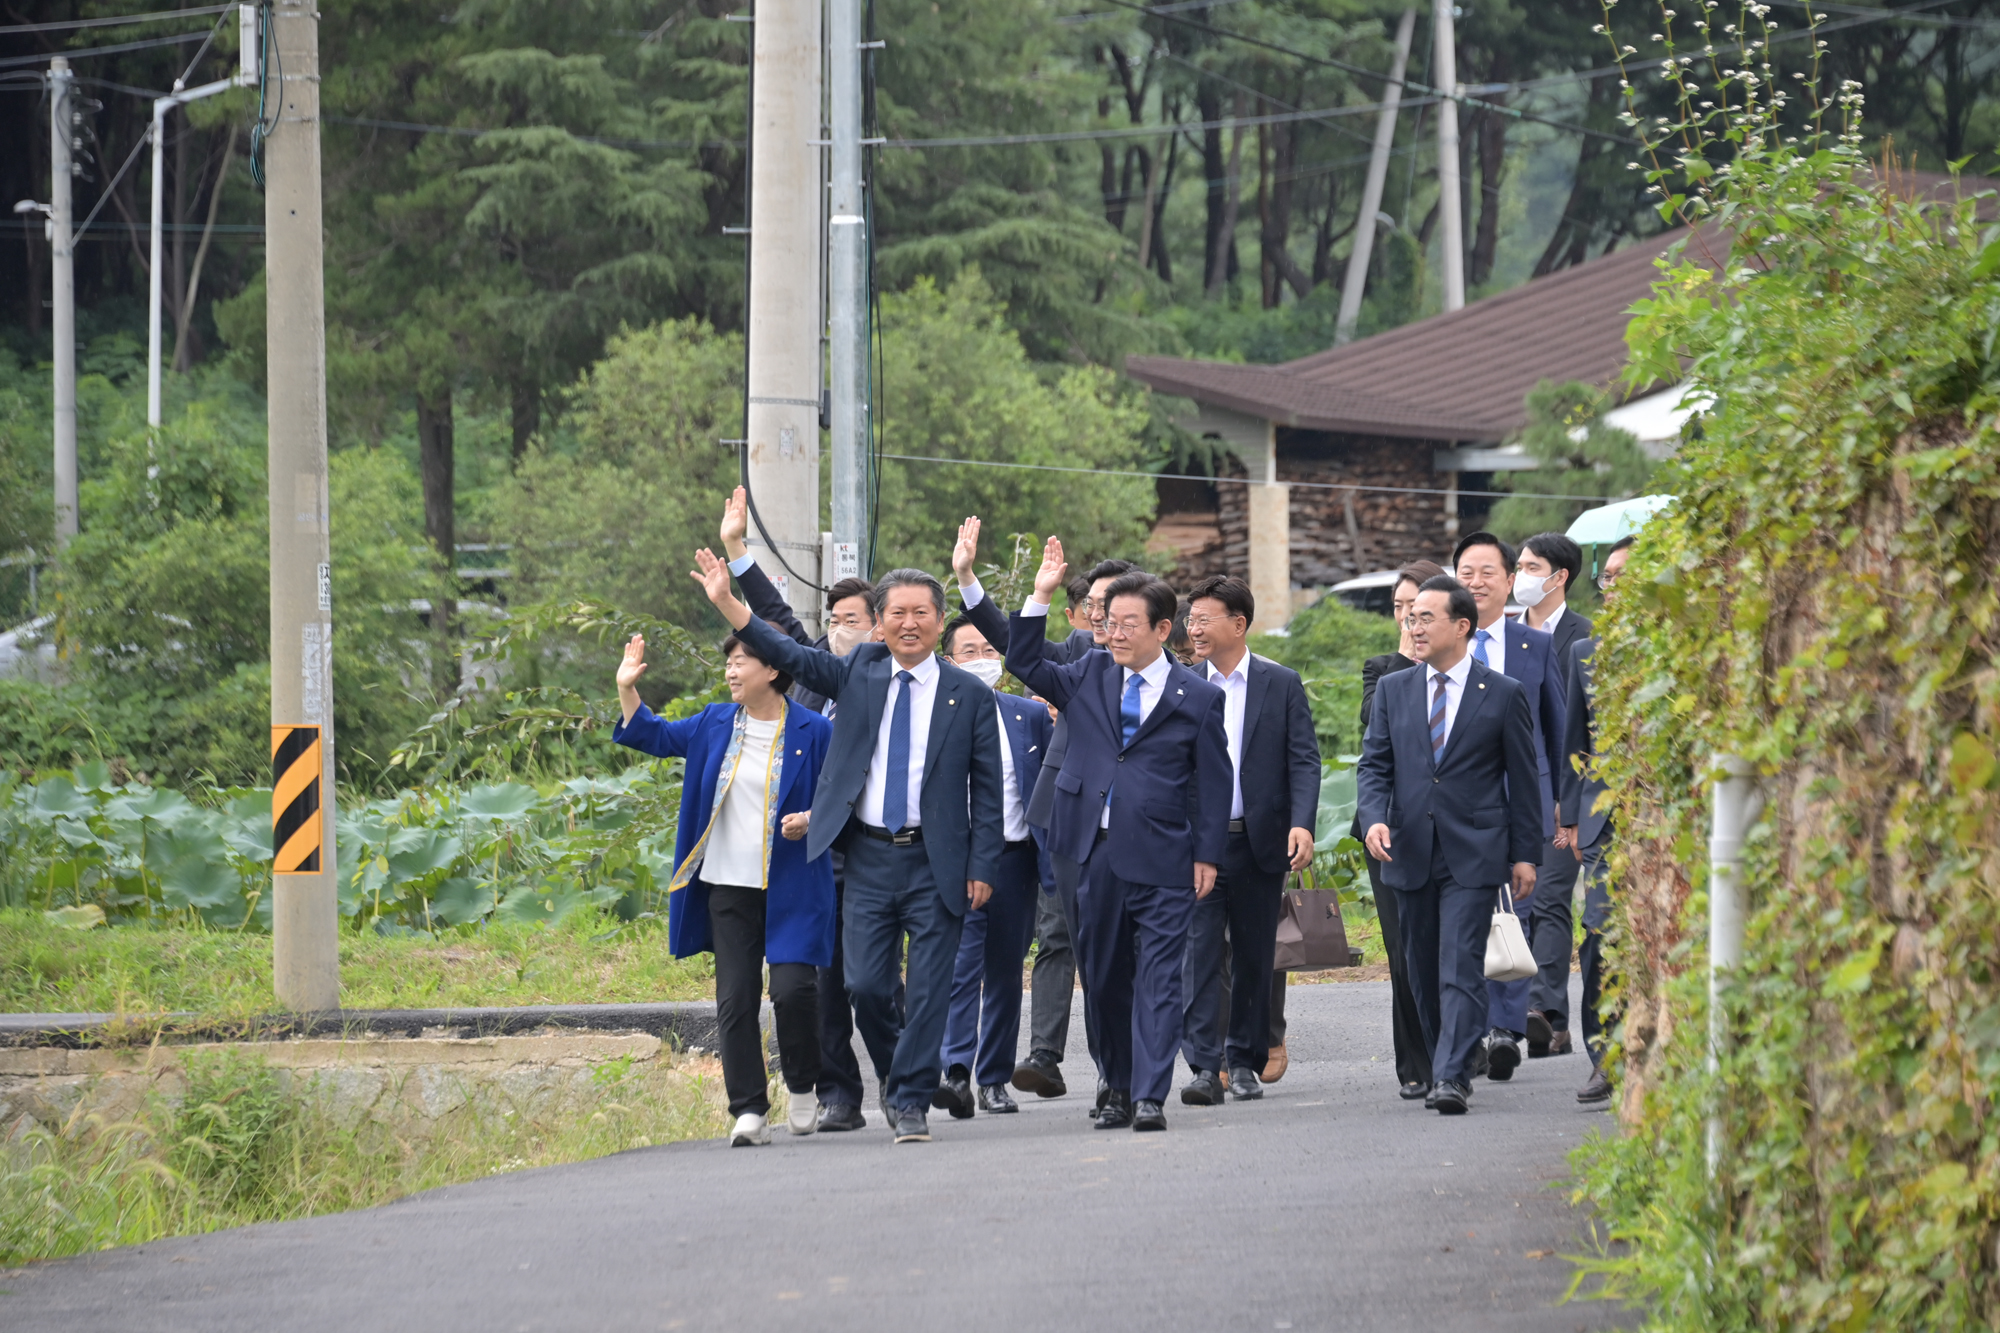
[729,615,1006,914]
[1354,658,1543,894]
[961,589,1096,832]
[611,699,836,966]
[1485,620,1569,839]
[994,689,1055,883]
[1006,614,1232,886]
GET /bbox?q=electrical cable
[0,30,215,69]
[0,5,235,34]
[250,2,279,189]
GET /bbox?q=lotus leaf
[385,827,463,881]
[162,853,245,910]
[457,783,541,822]
[429,876,497,926]
[43,904,106,929]
[29,778,94,820]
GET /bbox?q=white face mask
[1512,573,1551,610]
[827,624,869,657]
[957,657,1004,687]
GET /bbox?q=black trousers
[1395,832,1491,1087]
[1578,834,1618,1066]
[1180,831,1284,1075]
[709,882,821,1118]
[1368,852,1433,1087]
[814,872,902,1110]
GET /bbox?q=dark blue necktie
[1120,671,1144,747]
[882,669,914,831]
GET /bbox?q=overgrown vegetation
[1569,3,2000,1327]
[0,1045,731,1266]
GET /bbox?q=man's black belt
[1004,838,1035,852]
[860,824,923,847]
[1228,818,1247,834]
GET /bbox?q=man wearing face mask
[720,488,890,1132]
[1451,531,1567,1085]
[1513,533,1592,1059]
[931,616,1054,1118]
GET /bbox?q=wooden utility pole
[744,0,825,630]
[263,0,340,1012]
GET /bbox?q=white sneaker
[787,1089,819,1136]
[729,1112,771,1147]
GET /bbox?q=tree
[1484,379,1657,540]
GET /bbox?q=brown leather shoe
[1261,1043,1289,1083]
[1547,1029,1573,1056]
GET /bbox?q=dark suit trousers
[1027,882,1076,1060]
[1049,854,1102,1078]
[841,832,964,1114]
[1396,831,1493,1087]
[1528,833,1583,1029]
[708,882,820,1118]
[1072,845,1197,1104]
[1578,834,1617,1067]
[1368,852,1433,1088]
[1179,831,1283,1075]
[941,840,1039,1087]
[814,870,903,1109]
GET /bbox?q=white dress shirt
[859,653,939,829]
[1205,654,1249,821]
[994,699,1029,842]
[1427,651,1475,753]
[1472,617,1508,676]
[1536,603,1565,639]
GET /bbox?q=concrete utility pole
[1431,0,1465,312]
[264,0,340,1012]
[745,0,825,632]
[50,58,77,546]
[826,0,867,584]
[1335,8,1415,347]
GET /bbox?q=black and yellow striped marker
[272,726,323,874]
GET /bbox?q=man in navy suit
[1006,540,1232,1132]
[932,614,1053,1117]
[1356,576,1543,1114]
[696,548,1005,1145]
[1176,575,1321,1106]
[1451,532,1568,1082]
[718,488,886,1132]
[1514,532,1593,1059]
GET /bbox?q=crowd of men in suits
[669,490,1624,1141]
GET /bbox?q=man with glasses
[1357,576,1542,1115]
[950,522,1123,1104]
[1561,536,1633,1105]
[1006,540,1232,1132]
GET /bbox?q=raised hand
[952,517,981,587]
[1031,535,1067,603]
[689,547,752,628]
[617,634,649,690]
[719,486,749,559]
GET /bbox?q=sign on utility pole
[263,0,340,1012]
[826,0,868,582]
[745,0,825,634]
[49,57,76,546]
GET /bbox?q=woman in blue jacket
[614,631,835,1147]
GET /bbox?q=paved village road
[1,979,1639,1333]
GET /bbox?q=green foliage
[1485,380,1658,541]
[1248,594,1400,757]
[170,1051,296,1206]
[1572,5,2000,1326]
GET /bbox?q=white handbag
[1484,886,1538,982]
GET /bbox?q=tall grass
[0,1046,735,1266]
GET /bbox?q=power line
[0,29,212,70]
[0,4,235,34]
[878,452,1630,503]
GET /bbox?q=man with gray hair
[696,549,1005,1145]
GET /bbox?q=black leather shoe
[1089,1080,1110,1120]
[1227,1067,1263,1101]
[1485,1030,1522,1082]
[892,1107,931,1142]
[1180,1069,1224,1106]
[1577,1066,1612,1104]
[1525,1009,1554,1057]
[816,1101,865,1132]
[1132,1099,1167,1131]
[1400,1080,1431,1101]
[932,1064,975,1120]
[1423,1082,1440,1109]
[1469,1041,1490,1080]
[1094,1088,1133,1129]
[978,1083,1018,1113]
[1431,1080,1471,1115]
[1011,1050,1067,1099]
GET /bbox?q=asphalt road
[1,979,1638,1333]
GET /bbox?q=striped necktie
[1430,672,1450,764]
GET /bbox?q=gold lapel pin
[948,698,957,706]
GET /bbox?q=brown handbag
[1273,866,1355,971]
